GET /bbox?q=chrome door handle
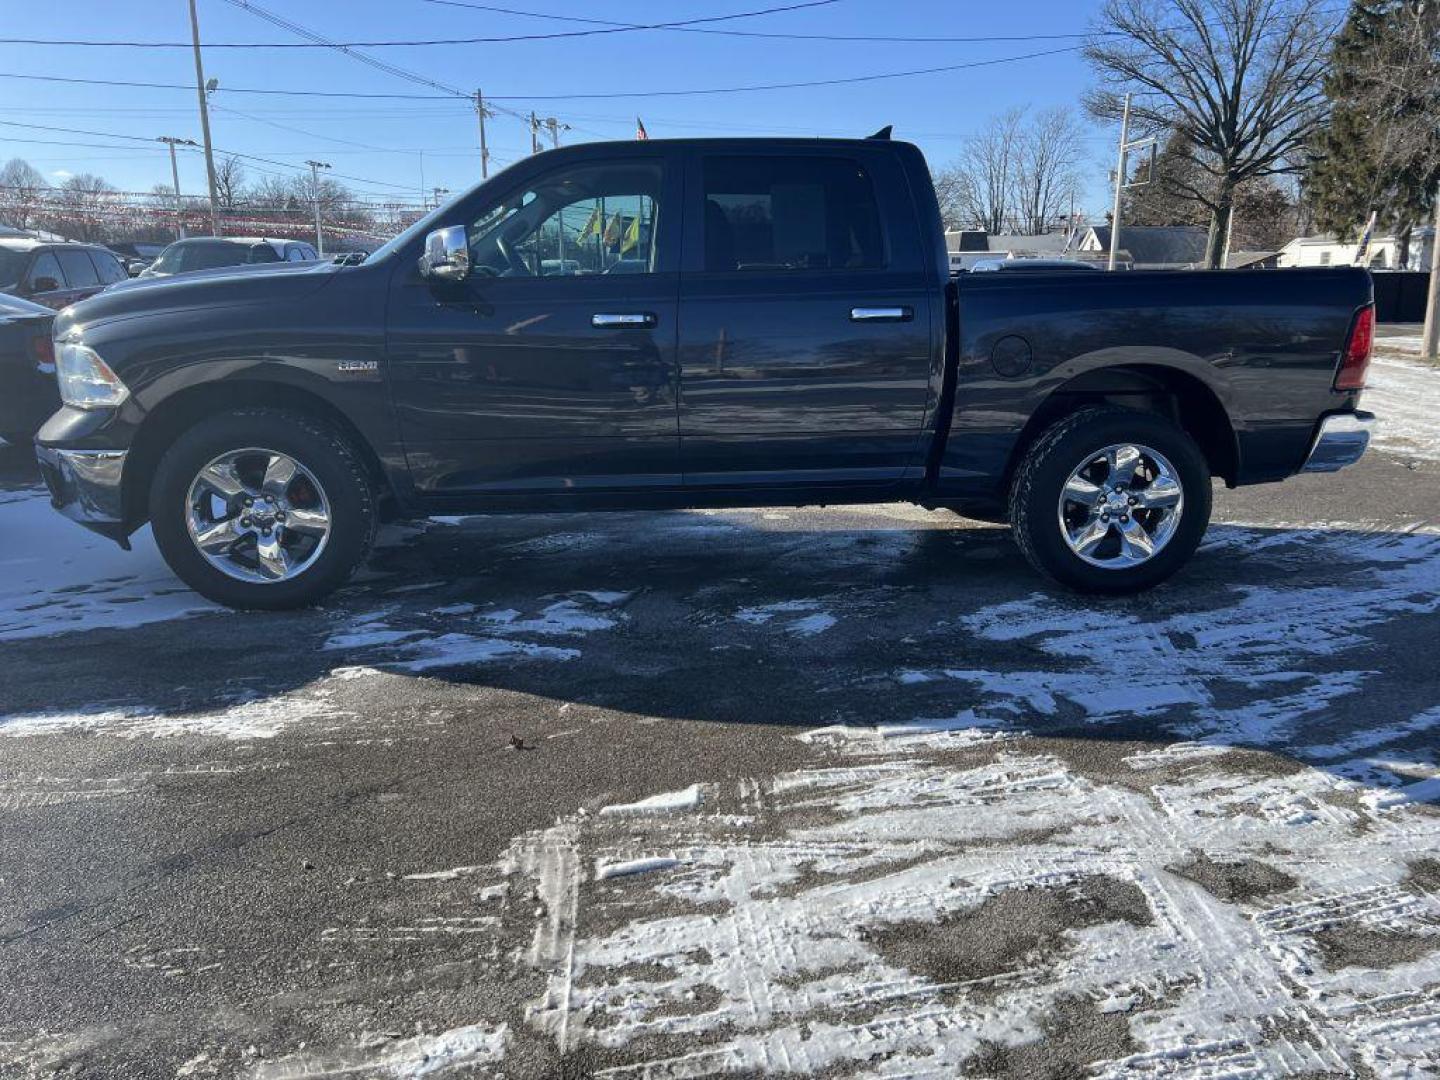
[592,312,657,328]
[850,306,912,322]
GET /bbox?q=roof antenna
[866,125,893,141]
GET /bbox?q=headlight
[56,342,129,409]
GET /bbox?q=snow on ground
[735,598,839,636]
[246,1022,509,1079]
[1376,334,1425,356]
[495,741,1440,1078]
[320,591,629,673]
[1366,355,1440,461]
[795,524,1440,797]
[0,488,215,640]
[0,679,355,741]
[599,784,704,817]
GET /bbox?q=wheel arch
[1005,362,1240,493]
[123,380,394,527]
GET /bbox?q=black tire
[149,408,376,610]
[1008,406,1211,594]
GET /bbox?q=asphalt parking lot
[2,348,1438,1078]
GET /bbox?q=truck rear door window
[702,156,884,273]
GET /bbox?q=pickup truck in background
[34,135,1376,609]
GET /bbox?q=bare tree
[948,108,1026,234]
[930,164,977,232]
[1012,107,1085,234]
[0,158,48,232]
[1084,0,1332,267]
[214,155,247,212]
[41,174,116,242]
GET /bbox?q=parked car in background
[135,237,320,282]
[107,241,167,277]
[0,239,129,309]
[0,292,57,445]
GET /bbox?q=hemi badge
[337,360,379,374]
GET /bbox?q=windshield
[148,241,253,275]
[0,248,27,289]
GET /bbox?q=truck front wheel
[149,408,376,610]
[1008,407,1211,594]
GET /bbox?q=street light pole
[187,0,221,236]
[1105,93,1157,271]
[157,136,195,241]
[306,160,331,255]
[1108,94,1131,271]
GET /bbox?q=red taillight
[1334,304,1374,391]
[29,335,55,368]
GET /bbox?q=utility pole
[306,160,331,254]
[474,90,490,179]
[529,111,541,155]
[1105,93,1156,271]
[157,136,196,241]
[187,0,221,236]
[1423,186,1440,360]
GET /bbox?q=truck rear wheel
[149,408,376,610]
[1008,406,1211,594]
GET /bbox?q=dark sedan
[0,292,56,445]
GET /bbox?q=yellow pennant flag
[621,213,641,255]
[578,204,602,241]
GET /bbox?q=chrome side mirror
[419,226,470,281]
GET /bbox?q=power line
[0,42,1084,104]
[218,0,468,99]
[0,72,455,99]
[486,45,1086,100]
[0,0,841,47]
[422,0,1099,44]
[209,101,403,153]
[0,119,419,192]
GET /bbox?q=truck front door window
[467,163,661,278]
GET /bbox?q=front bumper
[1300,411,1376,473]
[35,444,132,545]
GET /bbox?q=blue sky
[0,0,1118,212]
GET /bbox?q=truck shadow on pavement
[2,481,1438,806]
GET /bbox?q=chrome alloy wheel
[184,448,332,584]
[1056,442,1184,569]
